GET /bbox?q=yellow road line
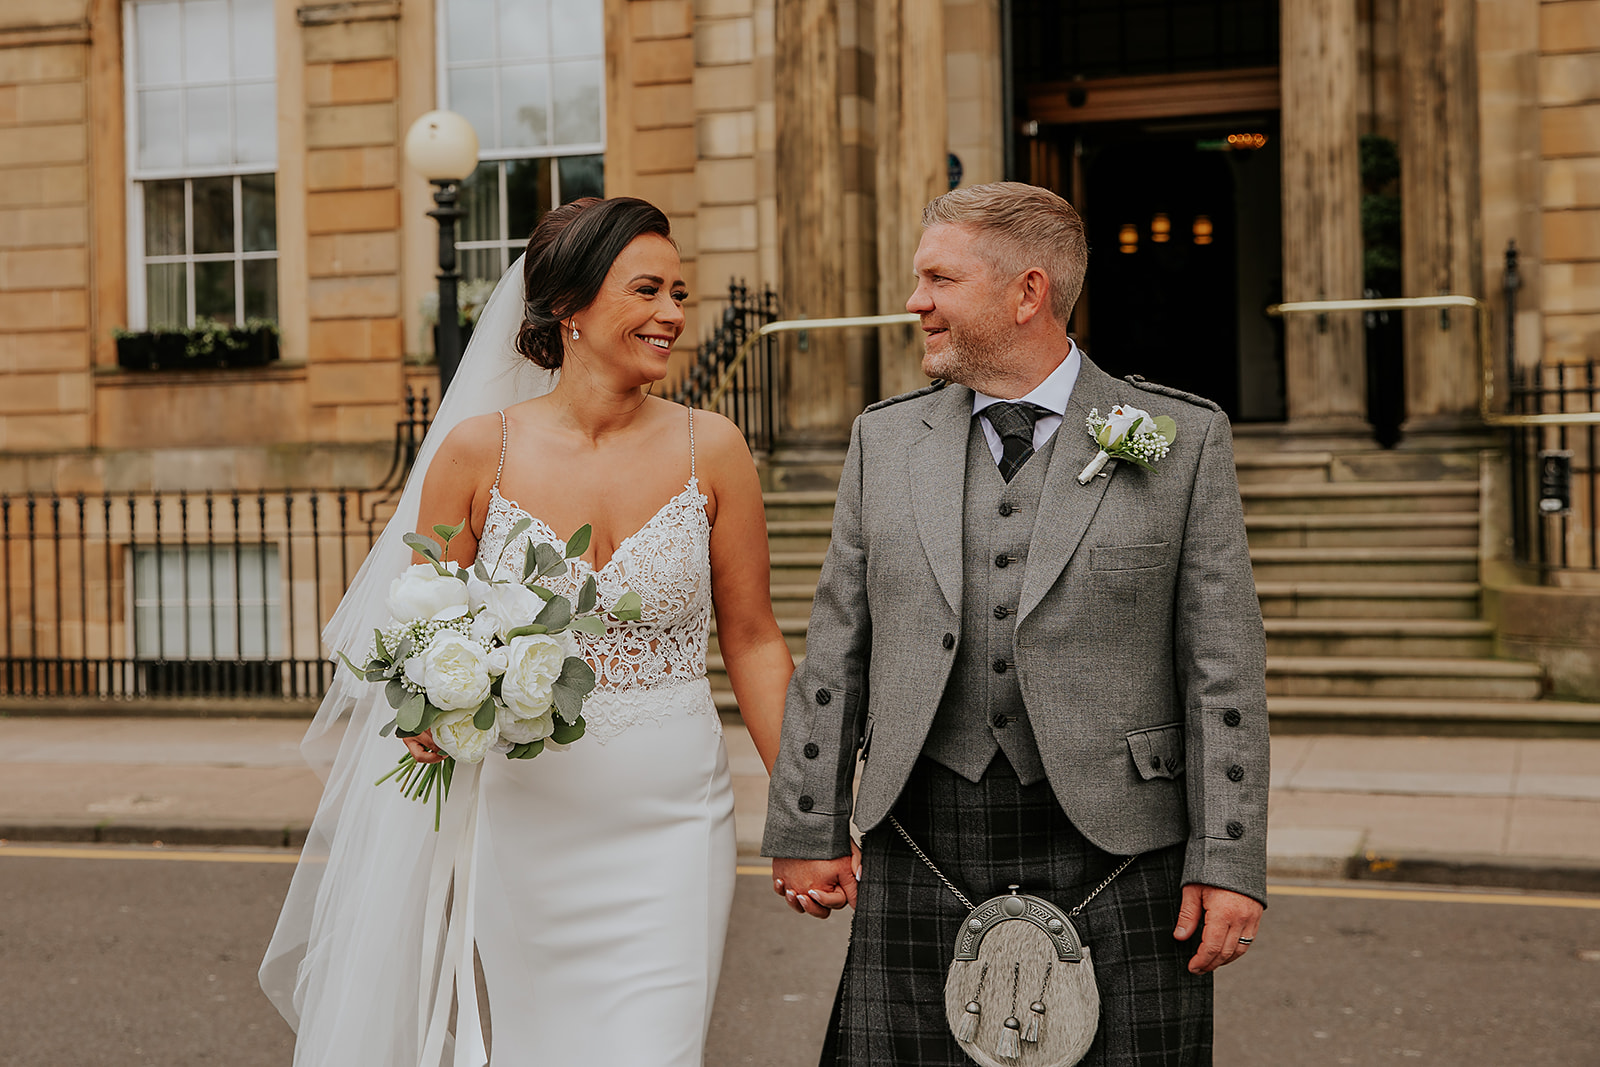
[0,845,302,865]
[1268,883,1600,910]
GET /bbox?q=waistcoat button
[804,742,820,759]
[798,795,815,812]
[815,688,831,706]
[992,658,1008,674]
[992,714,1008,729]
[942,632,955,649]
[1227,764,1245,782]
[994,554,1011,568]
[994,605,1009,620]
[998,503,1014,516]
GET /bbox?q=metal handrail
[1265,295,1600,428]
[705,312,921,410]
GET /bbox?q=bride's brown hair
[515,197,676,371]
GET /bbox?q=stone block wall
[1540,0,1600,364]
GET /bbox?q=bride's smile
[566,232,687,388]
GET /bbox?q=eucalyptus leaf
[337,651,368,678]
[550,681,584,725]
[524,583,556,602]
[507,516,533,544]
[549,712,586,745]
[564,524,592,560]
[472,697,497,732]
[386,679,408,709]
[396,691,427,732]
[611,590,644,622]
[523,540,539,582]
[1153,415,1179,444]
[534,595,572,632]
[511,739,545,761]
[534,542,565,578]
[403,532,441,562]
[473,559,491,582]
[555,655,597,696]
[416,704,443,734]
[393,636,414,662]
[373,629,390,662]
[432,518,467,545]
[364,667,392,682]
[379,717,397,737]
[569,615,607,637]
[576,574,598,615]
[504,623,548,639]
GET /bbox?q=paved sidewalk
[2,716,1597,890]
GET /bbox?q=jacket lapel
[1018,357,1123,624]
[908,384,973,615]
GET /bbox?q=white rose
[497,704,555,745]
[480,581,546,642]
[387,563,469,623]
[1102,404,1155,449]
[403,629,493,711]
[499,632,578,720]
[431,708,499,764]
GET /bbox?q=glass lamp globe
[404,110,480,182]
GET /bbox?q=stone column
[874,0,947,399]
[1398,0,1485,442]
[298,1,405,443]
[1279,0,1371,446]
[775,0,853,447]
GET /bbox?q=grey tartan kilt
[823,755,1212,1067]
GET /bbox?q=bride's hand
[402,730,448,763]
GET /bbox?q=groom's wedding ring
[1237,937,1254,945]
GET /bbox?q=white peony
[497,704,555,744]
[1102,404,1155,449]
[469,575,546,642]
[499,632,578,721]
[468,610,502,648]
[388,563,469,623]
[431,708,499,763]
[403,629,493,711]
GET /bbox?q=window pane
[551,61,601,145]
[458,161,501,243]
[446,0,495,62]
[135,2,182,85]
[232,0,276,80]
[460,247,504,286]
[557,154,604,203]
[506,156,552,242]
[234,81,277,165]
[146,262,187,328]
[192,176,234,253]
[195,260,236,324]
[501,64,550,149]
[241,173,276,251]
[499,0,550,59]
[185,86,232,167]
[551,0,602,57]
[243,259,278,321]
[449,67,497,152]
[143,180,186,256]
[184,0,231,82]
[137,89,184,171]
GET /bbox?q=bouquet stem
[376,752,454,830]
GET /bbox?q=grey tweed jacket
[761,355,1270,903]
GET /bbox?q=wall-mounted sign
[1539,451,1573,515]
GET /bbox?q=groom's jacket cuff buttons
[1223,709,1242,727]
[798,795,815,812]
[815,688,831,705]
[1226,820,1245,839]
[942,632,955,649]
[803,742,820,759]
[1227,764,1245,782]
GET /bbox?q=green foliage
[1359,134,1400,191]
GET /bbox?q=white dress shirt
[970,341,1083,464]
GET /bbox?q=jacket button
[992,714,1009,729]
[815,688,831,706]
[804,742,820,759]
[998,502,1014,516]
[798,795,815,812]
[942,632,955,649]
[1151,756,1163,770]
[1227,764,1245,782]
[1223,709,1242,727]
[995,554,1010,569]
[994,605,1010,619]
[992,658,1008,674]
[1226,820,1245,839]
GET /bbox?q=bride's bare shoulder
[433,412,506,471]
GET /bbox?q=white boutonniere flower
[1078,404,1178,484]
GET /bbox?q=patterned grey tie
[984,402,1051,482]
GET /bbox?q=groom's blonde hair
[922,182,1087,326]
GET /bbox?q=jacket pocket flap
[1090,541,1172,571]
[1126,723,1185,780]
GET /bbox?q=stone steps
[1255,581,1482,619]
[1249,546,1479,583]
[1240,481,1479,515]
[1245,512,1478,548]
[1267,696,1600,735]
[1266,656,1544,701]
[1263,618,1494,658]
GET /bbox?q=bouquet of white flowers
[340,516,640,828]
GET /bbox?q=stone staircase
[708,450,1600,733]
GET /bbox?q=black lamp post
[404,110,480,397]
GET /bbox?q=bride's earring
[570,324,580,340]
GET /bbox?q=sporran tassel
[1023,1001,1045,1043]
[997,1017,1022,1061]
[957,962,989,1043]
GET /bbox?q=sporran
[888,816,1135,1067]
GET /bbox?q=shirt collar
[970,340,1082,418]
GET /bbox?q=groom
[763,181,1268,1065]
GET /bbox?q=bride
[260,196,793,1065]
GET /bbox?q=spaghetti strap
[687,407,696,480]
[493,411,508,491]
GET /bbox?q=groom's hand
[1174,883,1263,973]
[772,841,862,919]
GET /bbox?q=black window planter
[115,324,280,372]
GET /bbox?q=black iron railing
[0,390,435,703]
[674,281,780,453]
[1509,361,1600,573]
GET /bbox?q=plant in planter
[114,318,280,371]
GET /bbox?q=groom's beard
[920,312,1015,388]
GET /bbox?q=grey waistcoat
[921,418,1060,785]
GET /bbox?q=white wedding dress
[470,406,735,1065]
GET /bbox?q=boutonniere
[1077,405,1177,484]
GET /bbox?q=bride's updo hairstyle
[516,196,676,370]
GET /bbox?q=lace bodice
[474,410,714,741]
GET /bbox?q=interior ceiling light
[1151,213,1171,243]
[1118,223,1138,254]
[1226,133,1269,149]
[1193,215,1214,245]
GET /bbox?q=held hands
[402,729,448,764]
[772,840,863,919]
[1174,883,1263,973]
